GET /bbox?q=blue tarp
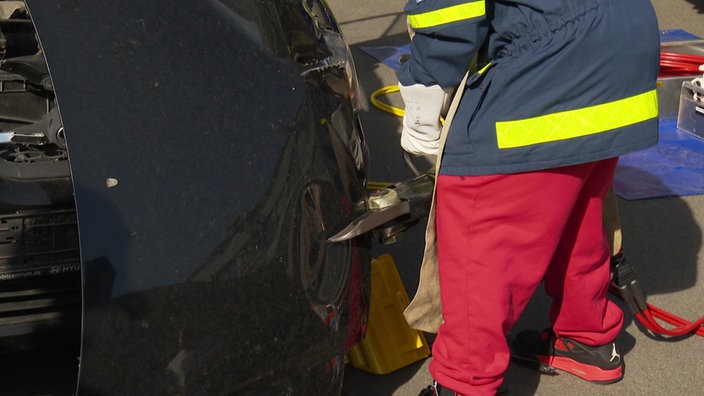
[614,119,704,200]
[659,29,701,42]
[360,44,410,72]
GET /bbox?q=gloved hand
[398,82,452,156]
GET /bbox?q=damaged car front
[5,0,372,394]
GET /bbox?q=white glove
[398,82,452,156]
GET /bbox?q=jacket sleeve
[397,0,490,89]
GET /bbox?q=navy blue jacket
[397,0,660,176]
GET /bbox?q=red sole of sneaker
[538,355,623,384]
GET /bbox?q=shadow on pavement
[616,166,701,296]
[685,0,704,13]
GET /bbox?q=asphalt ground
[331,1,704,395]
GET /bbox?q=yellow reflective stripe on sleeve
[408,1,486,29]
[495,90,659,149]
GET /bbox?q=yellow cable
[366,81,455,188]
[370,85,405,117]
[370,85,444,124]
[371,61,492,122]
[367,65,495,185]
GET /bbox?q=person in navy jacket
[397,1,660,395]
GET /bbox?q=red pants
[429,158,624,395]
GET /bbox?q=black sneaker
[418,381,509,395]
[512,329,623,384]
[418,381,457,396]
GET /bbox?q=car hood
[25,0,332,294]
[24,0,370,393]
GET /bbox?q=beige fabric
[604,187,623,255]
[403,69,472,333]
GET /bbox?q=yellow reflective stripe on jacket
[408,1,486,29]
[495,90,658,149]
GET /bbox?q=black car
[1,0,376,394]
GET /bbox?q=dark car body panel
[25,0,370,393]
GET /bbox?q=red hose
[634,309,704,338]
[642,51,704,335]
[610,285,704,338]
[643,303,704,337]
[659,51,704,78]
